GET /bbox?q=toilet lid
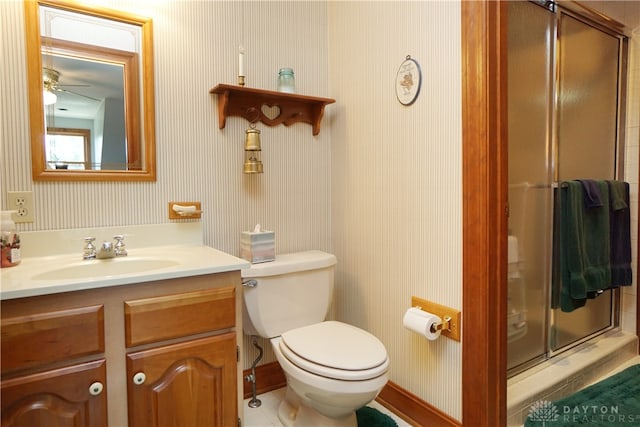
[279,321,388,380]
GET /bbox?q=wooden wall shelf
[210,84,335,135]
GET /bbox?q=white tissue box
[240,230,275,263]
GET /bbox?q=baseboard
[242,361,287,399]
[376,380,461,427]
[242,362,461,427]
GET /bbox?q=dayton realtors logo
[528,400,559,425]
[528,400,640,424]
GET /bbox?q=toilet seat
[279,321,389,381]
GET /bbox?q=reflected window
[45,127,91,170]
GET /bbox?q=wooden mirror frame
[24,0,156,181]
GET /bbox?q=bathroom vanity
[0,224,249,427]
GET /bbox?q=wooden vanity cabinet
[1,304,107,427]
[1,271,241,427]
[126,333,237,427]
[1,360,108,427]
[124,286,237,427]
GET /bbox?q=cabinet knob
[89,381,104,396]
[133,372,146,385]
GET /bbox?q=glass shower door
[507,1,626,374]
[551,10,622,351]
[507,1,554,371]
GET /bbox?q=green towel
[558,181,611,312]
[608,180,628,211]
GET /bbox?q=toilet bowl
[241,251,389,427]
[272,321,389,426]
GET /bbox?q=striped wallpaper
[1,0,332,406]
[327,2,463,419]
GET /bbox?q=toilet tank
[241,250,337,338]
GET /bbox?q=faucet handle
[113,235,127,257]
[83,237,96,259]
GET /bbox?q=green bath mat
[356,406,398,427]
[525,364,640,426]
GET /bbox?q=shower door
[507,1,626,373]
[506,1,554,371]
[550,8,623,352]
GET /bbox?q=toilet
[241,250,389,427]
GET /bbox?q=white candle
[239,45,245,76]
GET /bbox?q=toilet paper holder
[411,296,461,341]
[427,314,452,333]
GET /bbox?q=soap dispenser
[1,211,21,268]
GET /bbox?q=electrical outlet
[7,191,34,223]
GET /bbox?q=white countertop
[0,224,250,300]
[1,244,249,300]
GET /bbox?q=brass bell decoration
[243,125,263,174]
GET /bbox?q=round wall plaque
[395,55,422,106]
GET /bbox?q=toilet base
[277,386,357,427]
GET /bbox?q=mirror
[24,0,155,181]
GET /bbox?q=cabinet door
[1,359,107,427]
[1,305,104,374]
[124,287,235,347]
[126,333,237,427]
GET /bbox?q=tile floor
[243,387,412,427]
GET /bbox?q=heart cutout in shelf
[261,104,281,120]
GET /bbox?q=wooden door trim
[461,1,508,425]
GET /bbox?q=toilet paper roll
[403,307,442,341]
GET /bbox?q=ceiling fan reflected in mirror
[42,67,99,106]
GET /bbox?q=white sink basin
[31,258,180,281]
[1,237,250,300]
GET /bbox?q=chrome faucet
[96,241,115,259]
[113,235,127,257]
[83,237,96,260]
[83,235,128,260]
